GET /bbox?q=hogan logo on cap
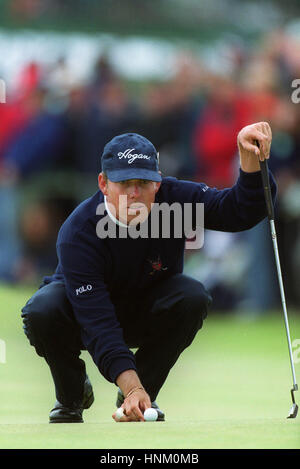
[101,133,161,182]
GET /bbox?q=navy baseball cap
[101,133,162,182]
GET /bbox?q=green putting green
[0,284,299,449]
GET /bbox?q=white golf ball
[144,408,158,421]
[115,407,124,420]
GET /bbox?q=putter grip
[259,159,274,221]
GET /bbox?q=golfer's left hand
[237,122,272,172]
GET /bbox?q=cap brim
[106,169,162,183]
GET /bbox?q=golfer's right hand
[112,389,151,422]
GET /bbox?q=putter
[257,146,298,418]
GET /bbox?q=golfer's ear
[155,182,161,193]
[98,173,108,196]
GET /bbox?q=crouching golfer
[21,122,276,423]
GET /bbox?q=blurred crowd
[1,28,300,313]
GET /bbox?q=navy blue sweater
[43,169,276,383]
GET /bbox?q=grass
[0,284,299,449]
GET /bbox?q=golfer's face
[104,178,161,225]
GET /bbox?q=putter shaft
[258,156,298,417]
[269,219,298,390]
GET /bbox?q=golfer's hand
[237,122,272,172]
[112,389,151,422]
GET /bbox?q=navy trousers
[21,274,212,406]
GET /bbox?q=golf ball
[144,408,158,421]
[115,407,124,420]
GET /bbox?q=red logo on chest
[148,256,168,275]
